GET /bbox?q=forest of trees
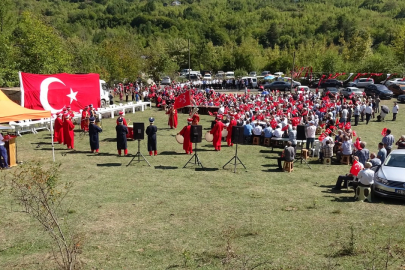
[1,0,405,86]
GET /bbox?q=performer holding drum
[166,105,178,129]
[210,115,225,151]
[178,118,193,154]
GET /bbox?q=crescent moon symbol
[40,77,66,113]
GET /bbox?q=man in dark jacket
[146,117,158,156]
[116,118,129,156]
[89,117,102,153]
[277,141,295,170]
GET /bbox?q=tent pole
[50,117,55,162]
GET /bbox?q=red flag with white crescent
[20,72,101,113]
[173,90,191,110]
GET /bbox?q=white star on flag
[66,88,78,104]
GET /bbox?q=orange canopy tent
[0,90,55,161]
[0,90,51,122]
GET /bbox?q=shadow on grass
[155,165,178,170]
[195,167,219,171]
[262,168,283,172]
[259,150,273,154]
[31,142,53,146]
[159,151,184,155]
[264,156,278,159]
[101,138,117,142]
[34,148,66,151]
[96,163,122,167]
[87,152,120,157]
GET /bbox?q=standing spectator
[365,103,373,124]
[354,142,370,166]
[375,96,380,113]
[382,129,395,155]
[353,102,360,126]
[396,135,405,149]
[377,142,387,163]
[305,121,316,150]
[0,133,10,169]
[392,102,399,121]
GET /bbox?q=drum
[222,129,228,138]
[176,134,184,144]
[205,131,213,142]
[127,127,134,139]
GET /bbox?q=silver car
[340,87,363,98]
[374,149,405,199]
[161,76,171,85]
[348,78,374,88]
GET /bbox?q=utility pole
[188,39,191,82]
[290,51,296,93]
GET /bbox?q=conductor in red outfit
[54,113,64,144]
[166,105,178,129]
[210,115,225,151]
[63,114,75,149]
[226,114,237,147]
[178,118,193,154]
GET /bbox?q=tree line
[1,0,405,86]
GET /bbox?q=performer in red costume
[54,113,64,144]
[63,114,75,149]
[210,115,225,151]
[116,111,128,126]
[178,118,193,154]
[81,106,89,131]
[226,114,237,147]
[166,105,178,129]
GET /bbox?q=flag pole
[50,117,55,162]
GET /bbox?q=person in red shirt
[226,114,237,146]
[63,114,75,149]
[54,113,64,144]
[178,118,193,154]
[210,115,225,151]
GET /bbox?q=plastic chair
[355,186,372,202]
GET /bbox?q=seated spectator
[351,162,375,189]
[336,135,352,162]
[272,125,283,138]
[277,141,295,170]
[320,139,334,161]
[263,123,273,138]
[288,126,297,148]
[354,142,370,166]
[369,152,381,167]
[333,161,363,191]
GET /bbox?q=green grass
[1,99,405,269]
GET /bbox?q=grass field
[1,98,405,269]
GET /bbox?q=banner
[173,90,191,110]
[20,72,100,113]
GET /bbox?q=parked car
[340,87,362,98]
[185,74,198,80]
[161,76,171,85]
[309,79,320,88]
[373,149,405,199]
[322,87,339,98]
[275,77,301,86]
[347,78,374,88]
[261,71,271,76]
[319,79,343,88]
[364,84,393,99]
[203,74,212,80]
[397,94,405,103]
[263,81,294,91]
[384,78,405,87]
[249,71,257,77]
[388,84,405,96]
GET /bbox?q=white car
[374,149,405,199]
[203,74,212,80]
[385,78,405,87]
[161,76,171,85]
[340,87,362,98]
[348,78,374,88]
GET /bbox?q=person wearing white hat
[146,117,158,156]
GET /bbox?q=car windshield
[384,154,405,168]
[376,85,389,91]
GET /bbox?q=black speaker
[133,122,144,140]
[190,125,202,143]
[231,126,244,144]
[296,125,306,141]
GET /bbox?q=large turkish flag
[20,72,100,113]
